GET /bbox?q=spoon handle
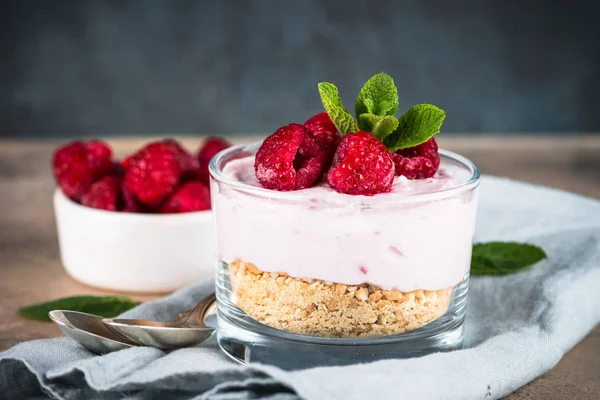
[168,292,216,327]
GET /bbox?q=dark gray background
[1,0,599,138]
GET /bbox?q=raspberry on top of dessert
[253,72,446,196]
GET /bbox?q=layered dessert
[212,73,478,337]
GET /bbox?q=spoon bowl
[49,310,138,354]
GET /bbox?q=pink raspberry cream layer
[214,156,477,292]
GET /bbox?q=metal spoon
[49,310,138,354]
[102,292,216,350]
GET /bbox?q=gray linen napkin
[2,176,600,400]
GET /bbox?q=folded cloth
[1,176,599,400]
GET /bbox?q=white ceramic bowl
[53,189,214,293]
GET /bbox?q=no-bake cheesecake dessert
[211,73,478,338]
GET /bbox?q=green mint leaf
[355,72,399,118]
[471,242,547,276]
[318,82,358,135]
[357,113,399,140]
[383,104,446,151]
[19,295,139,322]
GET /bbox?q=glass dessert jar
[210,142,480,369]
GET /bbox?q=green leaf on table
[471,242,547,276]
[19,295,139,322]
[318,82,359,135]
[383,104,446,151]
[355,72,399,119]
[357,113,399,140]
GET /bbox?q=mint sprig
[358,114,399,141]
[317,72,446,148]
[317,82,358,135]
[471,242,547,276]
[19,295,139,322]
[355,72,399,119]
[383,104,446,151]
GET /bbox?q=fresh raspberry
[327,131,394,195]
[255,124,328,191]
[85,140,113,179]
[304,112,341,161]
[81,176,120,211]
[391,137,440,179]
[123,142,181,206]
[123,140,199,178]
[196,137,232,184]
[159,182,211,213]
[52,141,94,201]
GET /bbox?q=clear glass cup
[210,142,480,369]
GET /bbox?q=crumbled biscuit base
[229,259,453,337]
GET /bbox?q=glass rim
[209,141,481,206]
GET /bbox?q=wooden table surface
[1,136,599,399]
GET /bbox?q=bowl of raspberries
[52,137,231,293]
